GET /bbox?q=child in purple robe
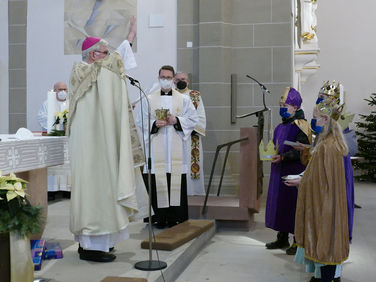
[265,87,312,255]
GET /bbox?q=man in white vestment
[174,72,206,195]
[37,82,69,132]
[139,65,198,228]
[67,36,147,262]
[37,82,71,199]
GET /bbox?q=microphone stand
[127,77,167,271]
[236,75,272,199]
[236,75,271,140]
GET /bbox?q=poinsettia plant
[0,171,42,236]
[48,109,69,136]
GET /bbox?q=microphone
[246,75,270,94]
[125,74,139,85]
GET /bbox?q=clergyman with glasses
[67,36,147,263]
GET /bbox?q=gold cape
[294,119,312,166]
[295,136,349,265]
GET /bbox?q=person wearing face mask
[37,82,69,132]
[308,81,356,251]
[138,65,198,228]
[265,87,312,255]
[312,81,355,243]
[37,82,71,200]
[286,100,349,282]
[174,72,206,196]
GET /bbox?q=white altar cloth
[0,135,67,174]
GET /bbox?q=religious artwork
[293,0,320,90]
[64,0,137,54]
[294,0,318,49]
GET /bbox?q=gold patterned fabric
[68,53,146,236]
[295,136,349,265]
[67,52,144,167]
[294,119,313,165]
[189,90,201,179]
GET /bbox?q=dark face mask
[176,80,187,90]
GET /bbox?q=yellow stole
[149,90,184,208]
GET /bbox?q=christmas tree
[355,92,376,182]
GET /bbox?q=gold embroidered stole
[189,90,201,179]
[149,90,184,207]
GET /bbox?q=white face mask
[57,90,67,100]
[159,79,173,90]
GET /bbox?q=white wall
[0,0,9,133]
[27,0,177,131]
[301,0,376,126]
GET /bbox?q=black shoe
[266,240,290,249]
[266,232,290,249]
[79,245,114,253]
[333,278,341,282]
[155,221,167,229]
[286,243,297,255]
[79,249,116,262]
[167,221,178,228]
[309,277,321,282]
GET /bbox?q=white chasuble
[143,89,198,208]
[67,53,147,244]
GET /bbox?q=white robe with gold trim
[68,53,147,251]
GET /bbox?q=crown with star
[319,80,341,102]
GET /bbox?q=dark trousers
[142,173,188,225]
[320,265,336,282]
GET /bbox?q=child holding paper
[265,87,312,255]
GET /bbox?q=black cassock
[142,173,188,227]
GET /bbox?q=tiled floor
[36,182,376,282]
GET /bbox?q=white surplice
[116,39,137,70]
[37,99,69,132]
[138,89,198,207]
[37,98,71,192]
[180,88,206,195]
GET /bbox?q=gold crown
[316,99,345,121]
[319,81,340,100]
[280,87,290,104]
[259,140,278,161]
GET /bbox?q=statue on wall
[293,0,320,90]
[294,0,318,49]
